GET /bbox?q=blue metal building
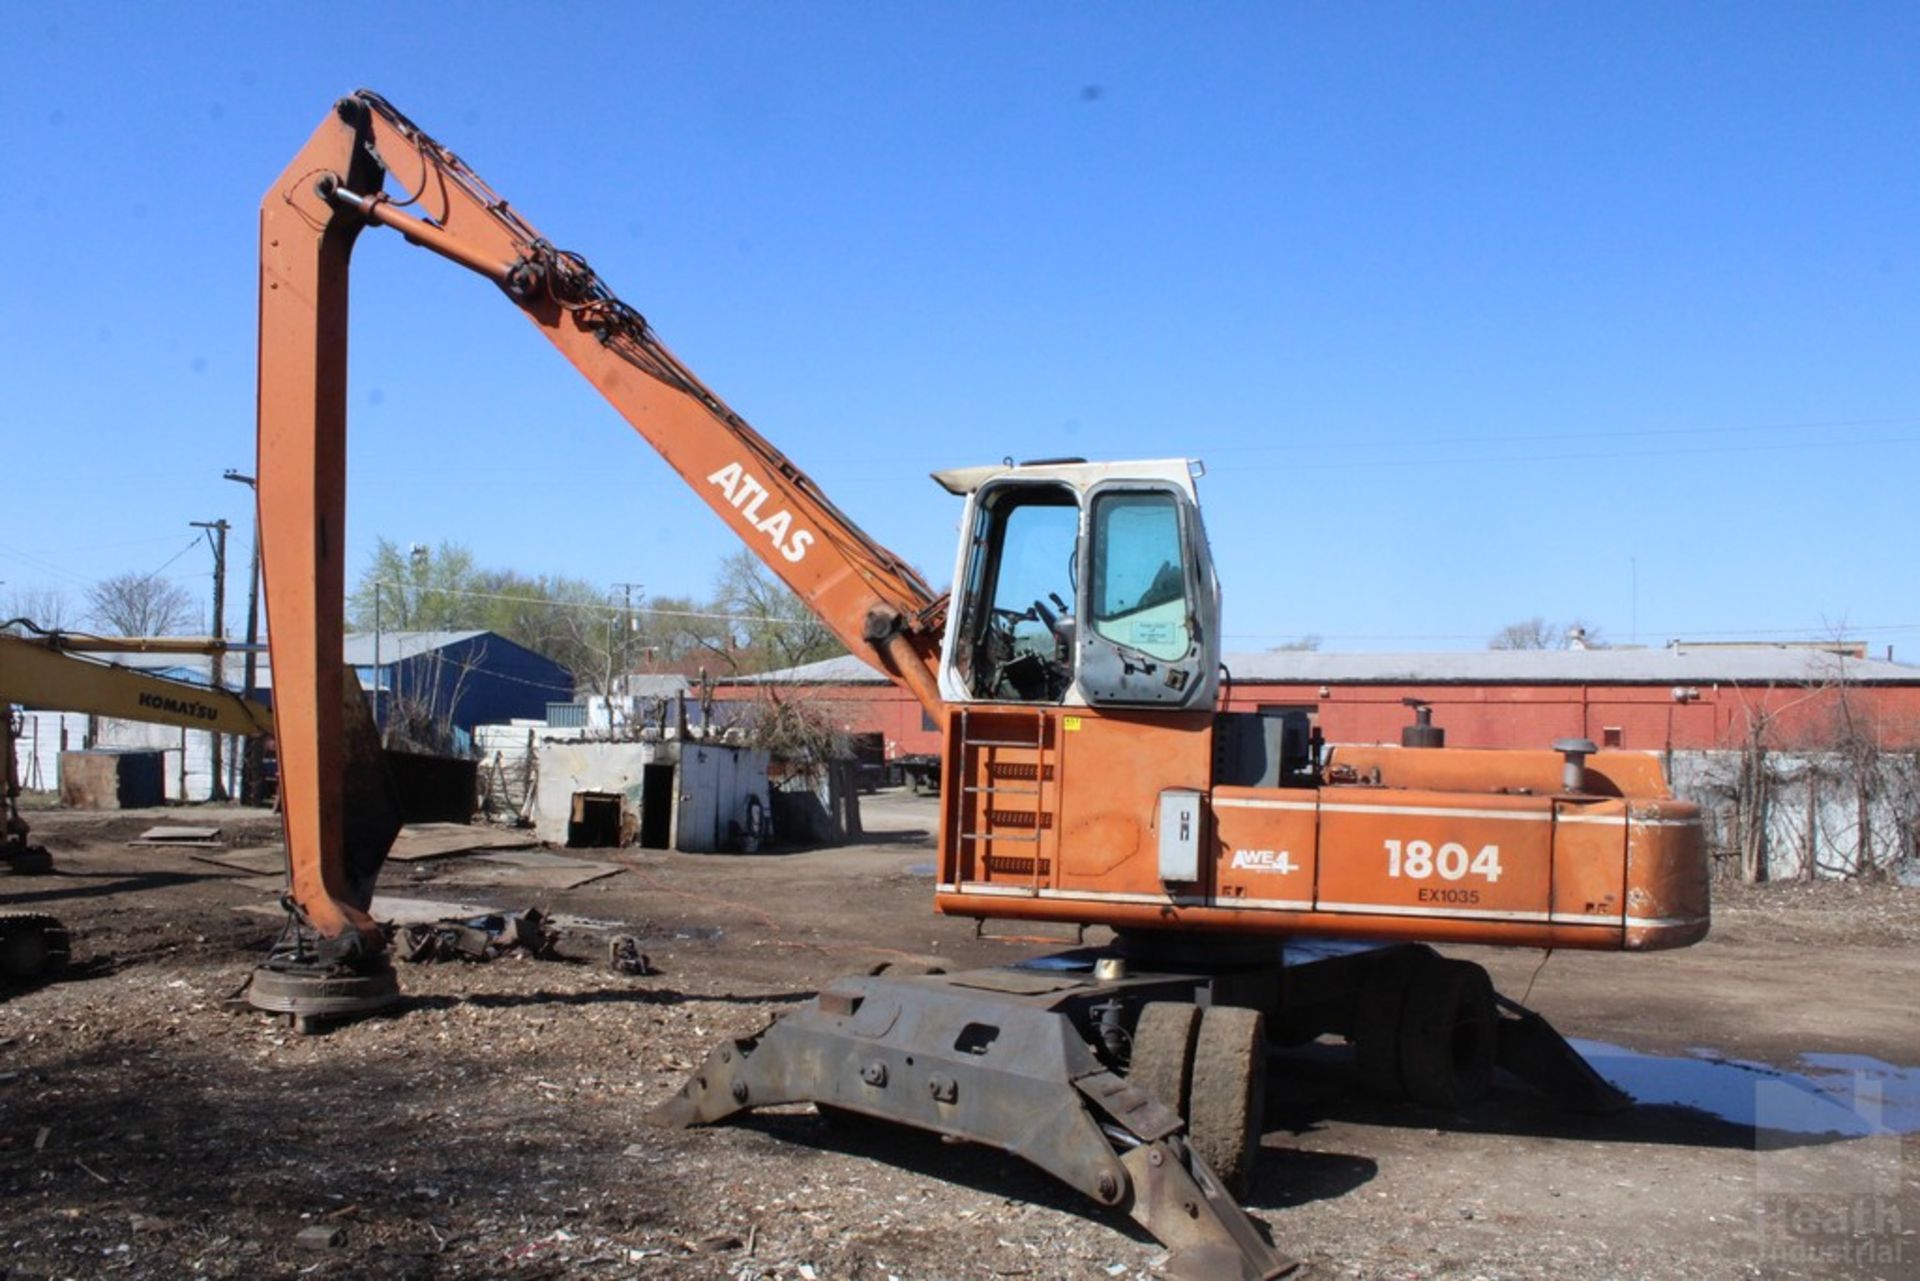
[255,631,576,743]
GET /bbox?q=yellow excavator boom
[0,633,271,737]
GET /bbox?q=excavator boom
[260,92,945,953]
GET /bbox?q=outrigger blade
[649,972,1294,1281]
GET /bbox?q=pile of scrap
[392,908,560,964]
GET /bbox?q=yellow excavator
[1,627,272,984]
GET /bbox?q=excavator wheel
[1351,962,1412,1099]
[1128,1001,1200,1116]
[1,913,72,985]
[1398,958,1496,1110]
[1187,1005,1267,1199]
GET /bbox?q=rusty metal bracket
[1493,992,1633,1113]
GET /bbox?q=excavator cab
[934,458,1221,712]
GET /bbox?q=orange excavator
[257,93,1709,1278]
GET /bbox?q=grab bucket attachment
[651,972,1293,1281]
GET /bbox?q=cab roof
[930,457,1202,497]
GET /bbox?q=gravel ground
[2,794,1915,1280]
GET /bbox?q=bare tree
[1267,635,1323,653]
[2,585,77,632]
[1704,642,1920,883]
[556,603,621,697]
[85,573,197,637]
[382,643,484,754]
[730,686,851,764]
[707,551,845,675]
[1488,618,1608,650]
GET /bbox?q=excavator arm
[259,93,946,954]
[0,634,271,738]
[1,631,272,861]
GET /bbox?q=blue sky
[3,3,1914,655]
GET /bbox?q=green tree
[345,539,845,692]
[350,539,615,691]
[348,539,484,632]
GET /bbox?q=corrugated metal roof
[75,631,493,692]
[340,631,489,665]
[726,647,1920,687]
[1224,647,1918,685]
[723,654,889,685]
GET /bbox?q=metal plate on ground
[441,856,624,890]
[132,826,224,847]
[368,895,505,924]
[236,894,507,924]
[189,847,287,876]
[386,823,540,862]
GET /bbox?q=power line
[1223,621,1920,643]
[146,537,205,578]
[0,542,97,587]
[1200,412,1920,457]
[1220,431,1920,474]
[805,412,1920,469]
[366,578,798,627]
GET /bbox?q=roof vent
[1553,737,1599,793]
[1401,698,1445,749]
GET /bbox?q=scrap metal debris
[393,908,560,964]
[607,934,653,976]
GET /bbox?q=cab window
[1088,491,1190,661]
[954,486,1076,703]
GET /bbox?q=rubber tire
[1,927,50,982]
[1351,963,1413,1099]
[0,914,69,983]
[1398,959,1497,1110]
[1128,1001,1201,1117]
[1188,1005,1267,1199]
[4,845,54,876]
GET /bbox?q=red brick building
[714,646,1920,760]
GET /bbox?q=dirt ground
[3,791,1915,1281]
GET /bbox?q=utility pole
[373,586,382,731]
[223,471,264,802]
[190,518,231,802]
[611,581,643,689]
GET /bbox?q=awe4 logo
[1230,849,1298,874]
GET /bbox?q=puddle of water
[1571,1038,1920,1138]
[903,862,936,878]
[1798,1052,1920,1135]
